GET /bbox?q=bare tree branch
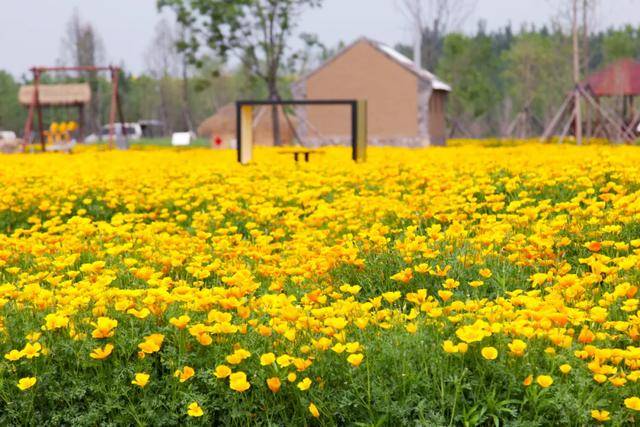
[397,0,477,68]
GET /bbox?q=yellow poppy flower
[17,377,37,391]
[308,402,320,418]
[267,377,281,393]
[625,396,640,411]
[229,372,250,392]
[559,364,572,374]
[174,366,195,382]
[187,402,204,417]
[297,377,312,391]
[260,352,276,366]
[590,410,610,422]
[481,346,498,360]
[169,315,191,329]
[536,375,553,388]
[131,373,150,388]
[214,365,232,379]
[347,353,364,367]
[90,343,114,360]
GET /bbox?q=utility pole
[414,27,422,68]
[573,0,583,145]
[581,0,589,75]
[412,0,423,68]
[582,0,591,139]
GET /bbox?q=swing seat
[46,141,76,153]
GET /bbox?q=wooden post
[23,79,37,151]
[572,0,583,145]
[585,98,592,141]
[541,92,573,141]
[33,69,46,151]
[353,100,367,163]
[238,104,253,165]
[596,97,602,137]
[631,96,637,137]
[623,95,629,127]
[558,108,576,145]
[114,69,127,148]
[579,86,636,141]
[108,67,117,149]
[582,0,591,142]
[78,104,85,142]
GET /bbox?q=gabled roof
[18,83,91,106]
[295,37,451,92]
[584,58,640,97]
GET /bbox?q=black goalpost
[235,99,367,164]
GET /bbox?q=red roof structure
[584,58,640,97]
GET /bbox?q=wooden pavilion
[543,58,640,142]
[583,58,640,138]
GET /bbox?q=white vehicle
[0,130,17,142]
[85,123,143,143]
[0,130,20,153]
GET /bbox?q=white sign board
[171,132,191,146]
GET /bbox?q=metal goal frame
[235,99,367,164]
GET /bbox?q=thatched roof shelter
[18,83,91,107]
[198,103,300,146]
[198,104,236,137]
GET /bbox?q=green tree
[602,25,639,63]
[122,74,162,126]
[437,30,503,135]
[0,71,25,133]
[157,0,323,146]
[502,32,572,136]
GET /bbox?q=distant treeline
[1,23,639,139]
[396,23,640,137]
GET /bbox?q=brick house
[291,37,451,147]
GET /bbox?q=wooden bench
[278,148,324,162]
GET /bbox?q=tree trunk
[181,58,194,133]
[572,0,583,145]
[159,78,171,135]
[269,86,282,147]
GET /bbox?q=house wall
[428,90,447,146]
[303,41,419,142]
[417,78,432,145]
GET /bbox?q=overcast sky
[0,0,638,78]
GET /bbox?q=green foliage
[157,0,323,97]
[0,71,25,132]
[501,31,572,129]
[437,32,503,120]
[602,25,640,63]
[398,23,640,138]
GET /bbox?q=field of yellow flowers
[1,144,640,425]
